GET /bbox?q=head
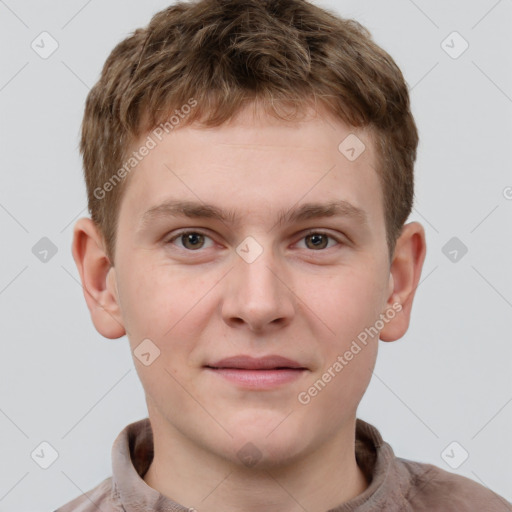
[73,0,426,469]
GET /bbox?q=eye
[165,229,344,252]
[297,231,342,251]
[166,230,215,251]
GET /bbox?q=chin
[229,441,303,471]
[225,420,310,469]
[226,410,293,442]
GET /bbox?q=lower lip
[205,368,306,389]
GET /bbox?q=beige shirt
[55,417,511,511]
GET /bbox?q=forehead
[119,105,384,232]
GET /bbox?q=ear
[71,217,126,339]
[379,221,426,342]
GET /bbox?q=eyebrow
[137,198,368,232]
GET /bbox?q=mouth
[204,355,308,389]
[205,355,306,370]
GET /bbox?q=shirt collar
[111,417,407,511]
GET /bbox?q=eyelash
[165,229,345,252]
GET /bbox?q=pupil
[309,234,327,249]
[185,233,203,249]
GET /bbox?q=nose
[221,247,295,333]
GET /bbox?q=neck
[143,416,368,512]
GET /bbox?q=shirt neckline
[112,417,402,511]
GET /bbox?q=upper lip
[205,355,306,370]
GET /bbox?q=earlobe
[379,221,427,342]
[71,218,126,339]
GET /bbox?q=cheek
[294,267,383,408]
[118,259,204,337]
[117,261,218,385]
[297,266,385,347]
[316,352,377,433]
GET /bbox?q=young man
[56,0,511,510]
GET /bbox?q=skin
[72,102,426,512]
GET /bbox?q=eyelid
[165,228,346,251]
[165,228,212,241]
[297,229,345,248]
[165,229,216,249]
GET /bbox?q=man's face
[111,104,394,466]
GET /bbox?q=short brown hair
[80,0,418,264]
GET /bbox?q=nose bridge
[222,237,294,330]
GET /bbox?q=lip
[204,355,308,390]
[205,355,306,370]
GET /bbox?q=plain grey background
[0,0,511,510]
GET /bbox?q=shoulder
[397,458,512,511]
[53,476,119,512]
